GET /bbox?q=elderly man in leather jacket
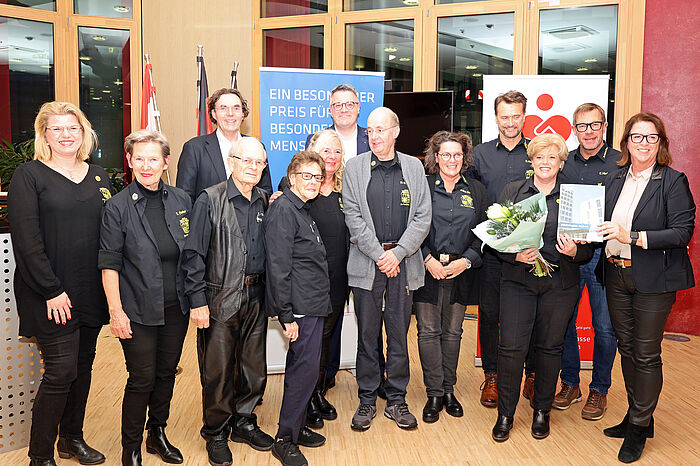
[182,137,271,466]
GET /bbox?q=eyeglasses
[438,152,464,161]
[574,121,604,132]
[230,155,267,168]
[131,156,163,168]
[330,101,359,111]
[216,105,243,114]
[47,125,83,136]
[366,125,397,137]
[629,133,660,144]
[296,172,325,182]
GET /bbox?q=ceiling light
[80,56,92,61]
[113,5,130,13]
[584,58,597,63]
[40,65,51,68]
[472,73,483,77]
[384,46,397,53]
[577,67,589,72]
[91,97,101,100]
[102,90,111,93]
[465,65,478,70]
[114,80,123,85]
[388,54,396,61]
[402,0,418,5]
[92,35,107,41]
[399,57,411,62]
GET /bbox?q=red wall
[641,0,700,335]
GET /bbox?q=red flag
[140,63,158,131]
[196,55,213,136]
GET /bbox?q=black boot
[305,397,324,429]
[492,414,513,442]
[618,423,648,463]
[531,409,550,440]
[422,396,443,423]
[146,427,183,464]
[29,460,57,466]
[313,389,337,420]
[604,413,654,439]
[121,449,142,466]
[443,393,464,417]
[57,437,106,465]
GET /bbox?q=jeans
[29,326,101,460]
[605,262,676,426]
[497,273,579,417]
[415,279,465,397]
[119,304,189,449]
[353,262,413,406]
[560,248,617,394]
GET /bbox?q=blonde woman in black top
[9,101,112,466]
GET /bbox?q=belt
[437,253,460,265]
[244,273,264,286]
[607,256,632,268]
[382,243,399,251]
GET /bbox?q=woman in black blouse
[265,151,332,466]
[8,102,112,466]
[99,130,191,466]
[276,129,349,428]
[414,131,488,423]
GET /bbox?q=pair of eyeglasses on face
[131,156,163,168]
[438,152,464,161]
[230,155,268,167]
[574,121,604,132]
[366,125,397,137]
[330,101,358,111]
[47,126,83,135]
[629,133,660,144]
[216,105,243,114]
[296,172,325,182]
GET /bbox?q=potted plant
[0,139,34,231]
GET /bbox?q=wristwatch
[464,258,472,269]
[630,231,639,246]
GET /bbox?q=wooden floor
[2,319,700,465]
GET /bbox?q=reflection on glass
[437,13,514,144]
[346,20,414,92]
[539,5,618,142]
[3,0,55,11]
[78,27,131,170]
[0,17,55,144]
[263,27,324,68]
[262,0,328,18]
[344,0,411,11]
[75,0,134,19]
[436,0,482,4]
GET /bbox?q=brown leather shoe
[552,383,582,410]
[522,372,535,408]
[581,389,607,420]
[480,374,498,408]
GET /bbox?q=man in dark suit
[177,88,272,202]
[305,84,369,163]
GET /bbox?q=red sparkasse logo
[522,93,572,141]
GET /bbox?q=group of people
[7,82,694,466]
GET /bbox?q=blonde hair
[307,129,344,192]
[33,101,97,162]
[527,133,569,164]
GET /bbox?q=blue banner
[259,67,385,188]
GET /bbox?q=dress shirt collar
[128,178,167,204]
[370,152,399,169]
[283,187,308,211]
[226,176,263,203]
[523,176,561,197]
[627,163,656,182]
[572,143,610,163]
[495,135,529,151]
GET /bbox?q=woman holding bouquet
[597,113,694,463]
[414,131,488,423]
[492,133,592,442]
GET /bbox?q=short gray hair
[124,130,170,158]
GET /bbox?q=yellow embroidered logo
[400,189,410,206]
[256,211,264,223]
[599,171,608,176]
[371,160,377,167]
[176,210,187,216]
[180,217,190,236]
[338,196,344,212]
[461,194,473,208]
[95,175,101,182]
[435,179,441,185]
[525,169,534,179]
[99,187,111,203]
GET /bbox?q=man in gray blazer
[342,107,431,431]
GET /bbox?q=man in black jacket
[182,137,271,466]
[177,88,272,202]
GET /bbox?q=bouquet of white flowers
[473,192,556,277]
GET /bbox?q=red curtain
[265,28,312,68]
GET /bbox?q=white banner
[482,75,610,150]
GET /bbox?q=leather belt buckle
[244,274,262,286]
[439,253,450,265]
[608,256,632,268]
[383,242,398,251]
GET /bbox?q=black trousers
[29,325,101,460]
[317,302,344,389]
[353,262,413,406]
[605,262,676,427]
[415,279,465,397]
[277,316,324,443]
[119,304,189,450]
[497,273,579,417]
[198,283,267,438]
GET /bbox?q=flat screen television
[383,91,454,159]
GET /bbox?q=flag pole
[197,45,203,115]
[231,61,239,89]
[143,53,169,184]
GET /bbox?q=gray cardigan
[342,150,431,291]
